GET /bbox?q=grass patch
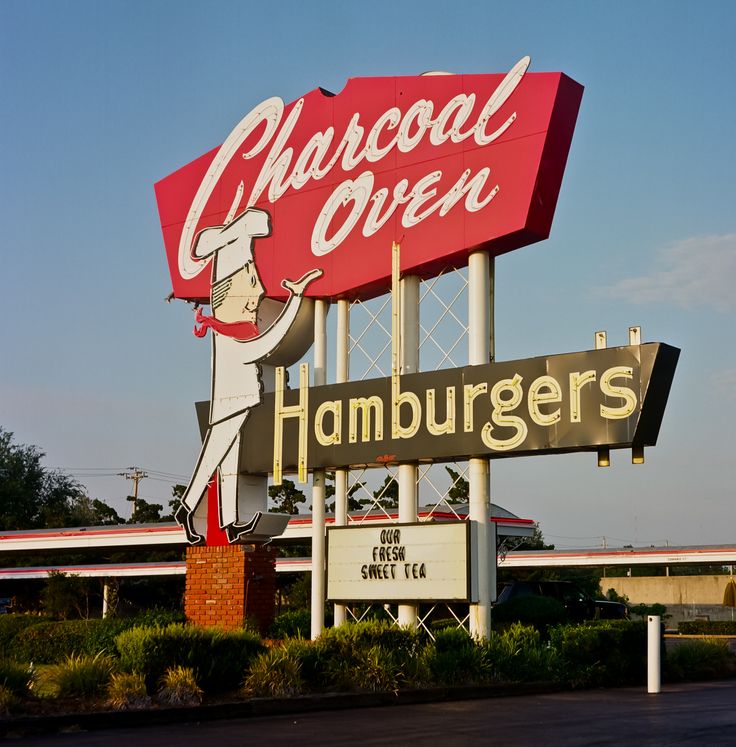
[41,652,115,698]
[0,684,20,715]
[157,666,203,707]
[244,642,306,698]
[106,672,152,711]
[0,658,34,697]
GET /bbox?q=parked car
[494,580,628,622]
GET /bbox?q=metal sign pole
[333,299,350,627]
[398,261,419,628]
[391,243,419,627]
[311,299,328,639]
[468,251,494,638]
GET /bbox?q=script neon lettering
[178,58,530,278]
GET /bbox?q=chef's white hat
[192,208,271,282]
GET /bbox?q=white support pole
[469,252,493,365]
[647,615,661,694]
[468,251,494,639]
[102,579,110,619]
[397,256,419,628]
[398,275,419,627]
[334,299,350,627]
[311,299,328,640]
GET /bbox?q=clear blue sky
[1,0,734,547]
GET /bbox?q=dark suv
[495,580,628,622]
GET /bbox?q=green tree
[282,572,311,609]
[169,483,186,516]
[0,427,46,529]
[269,479,306,514]
[0,427,122,530]
[40,570,95,619]
[372,474,399,510]
[90,498,124,525]
[127,496,165,524]
[515,525,555,551]
[444,466,469,504]
[124,482,187,524]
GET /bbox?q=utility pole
[119,467,147,521]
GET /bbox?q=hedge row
[248,620,661,695]
[247,621,558,695]
[678,620,736,635]
[1,616,735,707]
[0,614,54,651]
[2,610,185,664]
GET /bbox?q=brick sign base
[184,544,277,635]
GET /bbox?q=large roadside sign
[156,58,583,303]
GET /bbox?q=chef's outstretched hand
[282,268,323,297]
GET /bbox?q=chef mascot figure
[174,206,322,545]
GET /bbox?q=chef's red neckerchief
[193,307,259,341]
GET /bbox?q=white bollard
[647,615,661,694]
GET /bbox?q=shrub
[0,614,54,651]
[0,684,19,715]
[499,620,542,651]
[424,627,486,687]
[244,642,306,697]
[126,608,187,628]
[267,609,311,639]
[679,620,736,635]
[292,622,424,693]
[106,672,152,711]
[0,658,34,696]
[317,620,423,661]
[429,618,461,632]
[84,609,186,656]
[549,620,647,687]
[310,621,424,692]
[666,639,736,682]
[157,666,203,707]
[115,623,264,693]
[43,652,116,698]
[12,620,94,664]
[326,644,404,693]
[433,626,474,652]
[481,623,560,684]
[9,611,188,664]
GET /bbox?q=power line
[53,466,189,481]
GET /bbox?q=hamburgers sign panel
[155,58,583,303]
[238,342,680,474]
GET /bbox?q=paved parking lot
[12,679,736,746]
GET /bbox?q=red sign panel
[155,58,583,303]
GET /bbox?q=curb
[0,682,559,737]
